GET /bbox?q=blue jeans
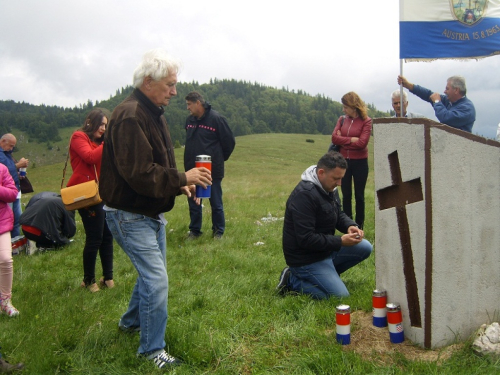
[105,209,168,357]
[11,198,22,237]
[288,239,372,299]
[188,178,225,235]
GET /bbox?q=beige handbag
[60,144,101,211]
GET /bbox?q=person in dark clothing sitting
[19,192,76,249]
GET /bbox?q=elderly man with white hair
[100,48,211,369]
[391,89,425,119]
[397,75,476,133]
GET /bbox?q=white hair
[448,75,467,95]
[132,48,182,88]
[391,89,408,102]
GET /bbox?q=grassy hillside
[12,127,76,168]
[2,79,391,149]
[2,134,494,374]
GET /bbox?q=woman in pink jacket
[0,163,22,316]
[68,109,114,293]
[331,92,372,229]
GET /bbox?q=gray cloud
[0,0,498,138]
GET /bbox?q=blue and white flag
[400,0,500,60]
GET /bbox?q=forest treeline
[0,79,390,145]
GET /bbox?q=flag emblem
[451,0,489,26]
[400,0,500,60]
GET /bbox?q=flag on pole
[400,0,500,60]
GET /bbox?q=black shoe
[118,324,140,334]
[150,350,182,369]
[186,231,202,240]
[276,267,291,295]
[213,232,223,239]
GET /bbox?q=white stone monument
[374,118,500,348]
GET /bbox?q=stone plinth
[374,118,500,348]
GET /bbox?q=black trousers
[340,158,369,229]
[78,202,114,285]
[23,231,56,248]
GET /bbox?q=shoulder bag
[13,158,34,194]
[20,177,34,194]
[328,116,345,153]
[60,141,101,211]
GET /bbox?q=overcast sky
[1,0,499,138]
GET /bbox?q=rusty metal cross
[377,150,424,328]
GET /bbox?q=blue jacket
[411,85,475,132]
[0,150,20,191]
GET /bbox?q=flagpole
[400,59,404,117]
[399,0,404,118]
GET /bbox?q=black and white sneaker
[151,350,182,369]
[276,267,291,295]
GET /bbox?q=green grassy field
[2,134,498,374]
[12,127,76,169]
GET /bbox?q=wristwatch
[434,99,440,104]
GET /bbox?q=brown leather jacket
[100,89,186,217]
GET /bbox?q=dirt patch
[327,311,462,366]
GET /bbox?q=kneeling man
[277,152,372,299]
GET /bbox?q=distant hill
[1,79,390,166]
